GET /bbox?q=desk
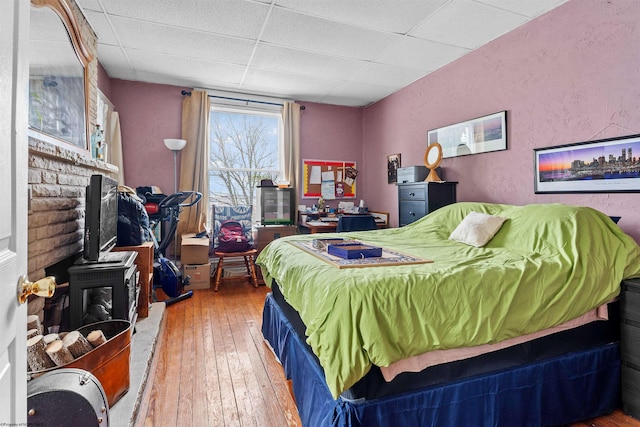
[299,217,387,234]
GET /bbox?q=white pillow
[449,211,507,247]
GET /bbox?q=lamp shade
[164,138,187,151]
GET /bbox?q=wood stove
[68,251,139,330]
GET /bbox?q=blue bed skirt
[262,293,621,427]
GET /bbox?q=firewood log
[27,335,55,371]
[87,330,107,348]
[27,314,43,335]
[45,340,74,366]
[62,331,93,358]
[43,333,60,345]
[27,328,39,339]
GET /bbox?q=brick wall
[27,0,114,281]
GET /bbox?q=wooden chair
[211,205,258,292]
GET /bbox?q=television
[83,174,119,262]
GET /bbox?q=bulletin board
[302,159,357,199]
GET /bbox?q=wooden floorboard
[135,280,640,427]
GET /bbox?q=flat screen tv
[83,174,119,263]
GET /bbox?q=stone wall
[27,0,115,281]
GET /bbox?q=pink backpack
[216,220,252,252]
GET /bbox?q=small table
[299,219,338,234]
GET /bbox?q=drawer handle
[409,212,415,216]
[409,192,415,196]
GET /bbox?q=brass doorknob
[17,275,56,304]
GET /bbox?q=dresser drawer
[621,322,640,366]
[399,201,426,226]
[399,185,426,201]
[622,281,640,324]
[622,364,640,419]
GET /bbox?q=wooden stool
[212,249,259,291]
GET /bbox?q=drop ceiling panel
[375,37,470,72]
[261,8,401,60]
[242,68,340,97]
[251,44,367,81]
[410,1,529,49]
[127,50,246,85]
[105,16,255,65]
[349,63,429,89]
[328,80,398,104]
[477,0,569,18]
[82,0,270,40]
[273,0,449,33]
[82,10,120,46]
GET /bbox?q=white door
[0,0,30,423]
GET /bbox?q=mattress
[270,281,620,401]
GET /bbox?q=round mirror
[423,143,443,182]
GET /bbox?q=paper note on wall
[321,170,336,200]
[309,166,322,184]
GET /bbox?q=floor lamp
[164,138,187,193]
[164,138,187,261]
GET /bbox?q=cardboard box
[183,263,211,290]
[181,233,210,265]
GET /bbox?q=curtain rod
[181,90,305,109]
[181,90,282,106]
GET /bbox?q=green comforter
[256,202,640,398]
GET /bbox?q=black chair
[336,215,377,232]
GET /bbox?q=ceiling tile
[273,0,448,34]
[83,10,120,46]
[476,0,568,18]
[251,43,367,81]
[242,68,340,98]
[376,36,469,72]
[349,63,429,88]
[96,44,133,75]
[86,0,270,40]
[328,80,398,104]
[127,50,246,85]
[261,8,401,60]
[107,16,255,65]
[410,1,529,49]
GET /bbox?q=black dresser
[621,278,640,419]
[397,182,457,226]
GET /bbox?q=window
[208,103,283,226]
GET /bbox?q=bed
[257,202,640,426]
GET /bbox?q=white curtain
[107,111,125,185]
[282,101,301,201]
[98,91,125,184]
[177,90,210,242]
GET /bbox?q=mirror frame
[424,142,443,182]
[30,0,93,153]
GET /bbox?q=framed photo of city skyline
[534,134,640,193]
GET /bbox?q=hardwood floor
[135,282,301,426]
[135,281,640,427]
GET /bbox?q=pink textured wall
[298,102,363,209]
[363,0,640,240]
[97,62,113,101]
[108,79,186,193]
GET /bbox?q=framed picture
[387,153,401,184]
[534,134,640,193]
[428,111,507,158]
